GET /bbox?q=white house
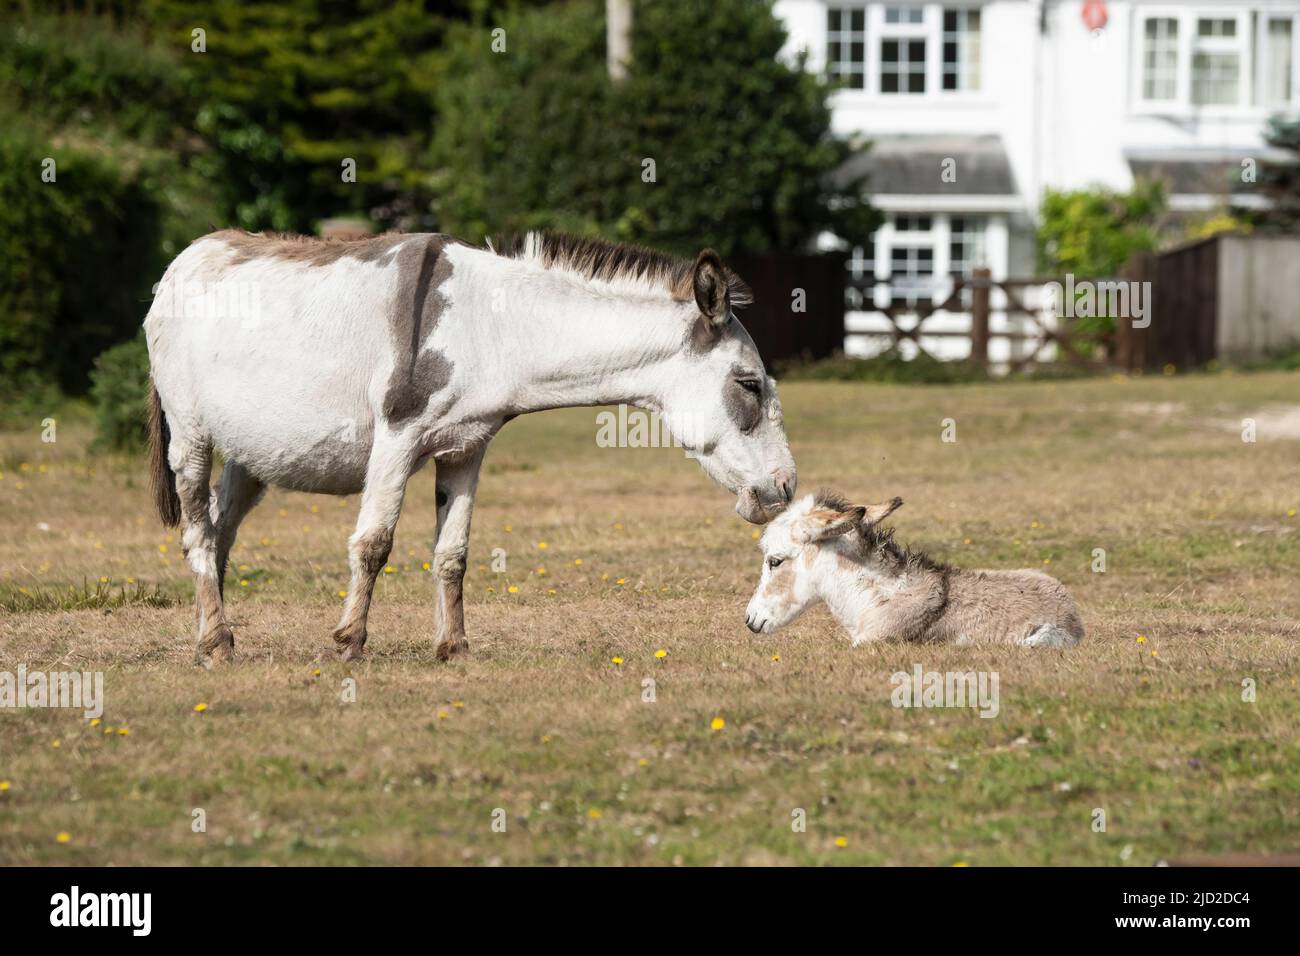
[773,0,1300,358]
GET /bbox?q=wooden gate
[846,269,1124,371]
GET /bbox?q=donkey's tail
[148,382,181,527]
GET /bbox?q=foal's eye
[767,556,785,570]
[738,378,762,395]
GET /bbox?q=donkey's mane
[490,231,753,307]
[814,488,951,575]
[206,227,754,307]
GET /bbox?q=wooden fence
[731,251,847,364]
[846,269,1131,371]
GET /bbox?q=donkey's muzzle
[736,468,796,524]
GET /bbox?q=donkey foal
[746,492,1083,647]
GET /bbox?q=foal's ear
[863,497,904,525]
[692,249,730,325]
[796,506,867,543]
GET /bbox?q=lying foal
[745,491,1084,647]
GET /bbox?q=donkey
[745,492,1084,647]
[145,230,796,666]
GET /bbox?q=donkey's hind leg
[212,461,267,600]
[173,440,235,665]
[330,437,414,661]
[432,447,486,661]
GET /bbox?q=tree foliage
[1037,181,1166,276]
[430,0,876,258]
[1251,115,1300,232]
[140,0,476,231]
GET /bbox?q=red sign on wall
[1082,0,1109,32]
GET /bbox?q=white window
[885,5,924,25]
[880,6,929,94]
[1261,14,1300,106]
[949,216,988,275]
[894,214,933,232]
[1133,7,1300,111]
[826,4,982,97]
[887,215,937,306]
[942,9,981,91]
[827,7,867,90]
[845,214,991,312]
[1142,17,1179,101]
[1192,16,1243,105]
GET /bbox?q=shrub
[0,120,166,398]
[0,13,211,401]
[89,332,151,453]
[778,349,991,385]
[1037,181,1165,277]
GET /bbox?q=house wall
[1043,2,1285,197]
[776,0,1299,221]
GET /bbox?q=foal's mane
[814,488,951,574]
[489,231,753,307]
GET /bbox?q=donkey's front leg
[331,440,414,661]
[432,447,486,661]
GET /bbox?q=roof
[832,134,1018,196]
[1127,147,1297,196]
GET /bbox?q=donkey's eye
[767,556,785,570]
[738,379,762,395]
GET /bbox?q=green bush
[1251,116,1300,233]
[0,14,192,144]
[430,0,876,258]
[0,119,166,398]
[89,332,151,453]
[1037,181,1165,277]
[0,14,213,403]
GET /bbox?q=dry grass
[1,371,1298,865]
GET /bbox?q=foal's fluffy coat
[746,492,1084,647]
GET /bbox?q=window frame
[827,2,985,100]
[1256,11,1300,108]
[847,214,990,311]
[1132,6,1271,115]
[827,6,869,91]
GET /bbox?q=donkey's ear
[692,249,730,325]
[863,497,904,525]
[797,506,866,543]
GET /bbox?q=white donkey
[746,491,1084,647]
[146,230,796,665]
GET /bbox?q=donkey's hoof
[196,624,235,667]
[331,625,367,662]
[336,640,367,662]
[435,636,469,662]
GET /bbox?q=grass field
[1,371,1298,865]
